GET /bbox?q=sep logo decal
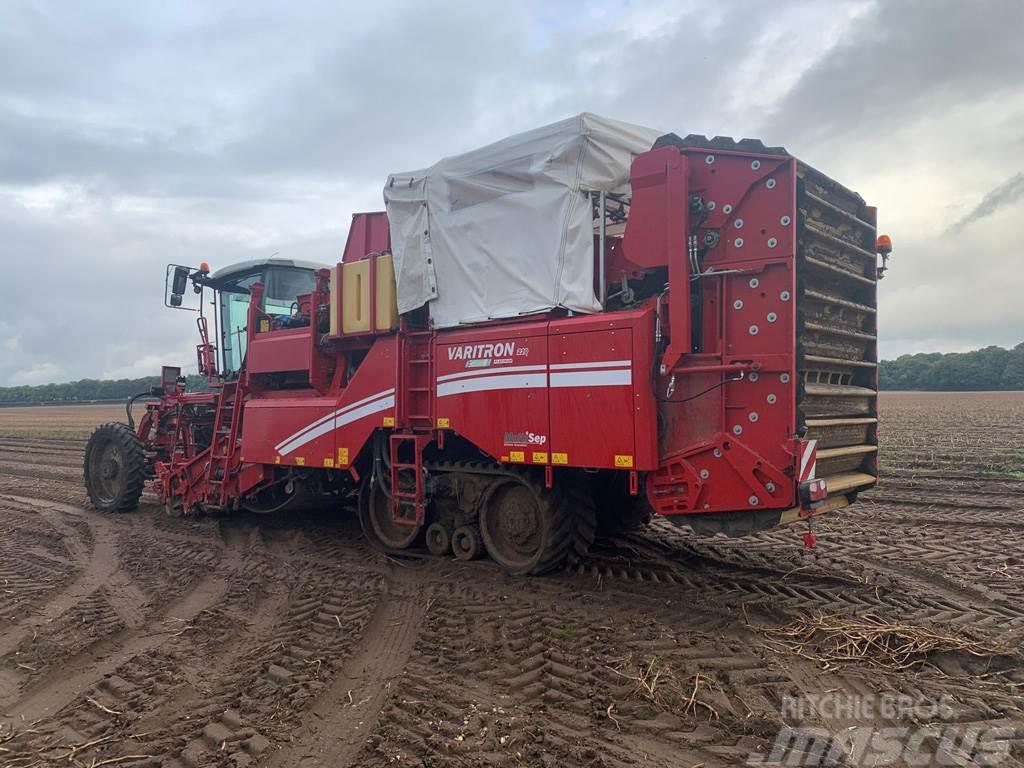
[504,431,547,447]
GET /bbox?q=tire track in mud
[0,495,148,661]
[360,576,779,768]
[267,566,428,768]
[1,573,228,726]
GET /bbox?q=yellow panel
[329,264,340,337]
[614,455,634,468]
[532,451,548,464]
[383,416,395,427]
[375,255,400,331]
[436,417,450,428]
[552,452,568,465]
[509,451,525,463]
[338,447,350,466]
[342,259,370,334]
[339,255,400,336]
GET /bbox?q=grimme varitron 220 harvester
[84,114,890,574]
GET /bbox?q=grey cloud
[947,172,1024,233]
[759,0,1024,147]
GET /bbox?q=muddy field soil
[0,394,1022,767]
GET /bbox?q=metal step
[804,255,875,286]
[819,471,877,496]
[804,355,877,369]
[805,417,878,449]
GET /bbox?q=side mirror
[165,264,201,310]
[171,266,189,295]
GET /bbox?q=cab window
[218,266,316,375]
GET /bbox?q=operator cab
[206,258,327,376]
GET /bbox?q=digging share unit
[84,115,890,574]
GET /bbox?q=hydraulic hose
[125,391,151,432]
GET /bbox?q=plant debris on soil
[757,612,1016,671]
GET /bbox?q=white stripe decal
[274,388,395,452]
[550,369,632,388]
[436,364,547,383]
[800,439,818,481]
[278,395,395,456]
[549,360,631,371]
[437,373,547,398]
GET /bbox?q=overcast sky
[1,0,1022,386]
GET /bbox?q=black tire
[357,471,422,550]
[479,472,595,576]
[592,472,653,537]
[84,422,147,512]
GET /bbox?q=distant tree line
[879,343,1024,391]
[0,375,209,405]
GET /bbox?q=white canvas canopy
[383,113,661,328]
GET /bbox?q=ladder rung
[804,255,875,285]
[805,417,878,427]
[817,444,877,459]
[803,354,877,369]
[803,321,876,341]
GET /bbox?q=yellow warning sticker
[295,456,305,466]
[437,417,450,428]
[500,455,509,462]
[614,455,634,468]
[274,455,281,465]
[383,416,395,427]
[532,451,548,464]
[552,452,568,465]
[323,457,334,468]
[509,450,525,463]
[338,447,349,466]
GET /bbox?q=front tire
[84,422,147,512]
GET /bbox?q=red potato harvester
[84,115,890,574]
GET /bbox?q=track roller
[425,522,453,556]
[452,525,482,560]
